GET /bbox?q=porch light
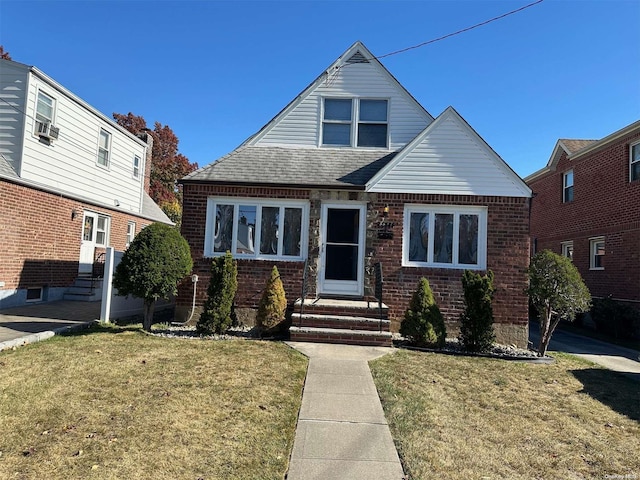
[383,205,389,218]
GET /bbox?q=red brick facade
[179,183,531,346]
[528,128,640,304]
[0,179,154,305]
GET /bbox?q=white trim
[25,287,43,303]
[561,241,574,261]
[402,204,488,270]
[589,236,605,270]
[96,128,111,169]
[204,197,309,261]
[563,169,574,203]
[319,97,390,149]
[126,221,136,247]
[318,202,367,296]
[133,155,141,180]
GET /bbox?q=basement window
[26,287,43,302]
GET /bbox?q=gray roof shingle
[183,146,398,188]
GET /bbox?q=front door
[79,212,108,274]
[319,203,366,296]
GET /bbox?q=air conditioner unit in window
[35,121,60,141]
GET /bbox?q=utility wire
[373,0,545,61]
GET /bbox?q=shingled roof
[559,139,598,154]
[182,146,399,189]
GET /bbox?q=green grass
[370,350,640,480]
[0,325,307,479]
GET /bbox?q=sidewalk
[0,301,99,351]
[286,342,404,480]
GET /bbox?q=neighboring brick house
[179,42,532,347]
[0,58,172,308]
[526,120,640,310]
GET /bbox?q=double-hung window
[133,155,141,179]
[205,198,308,260]
[35,90,54,125]
[563,169,574,203]
[590,237,604,270]
[321,98,388,148]
[631,142,640,182]
[97,129,111,168]
[561,241,574,261]
[403,205,487,269]
[96,215,109,246]
[126,222,136,247]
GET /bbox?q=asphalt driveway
[529,321,640,380]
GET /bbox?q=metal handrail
[299,258,309,326]
[374,262,384,332]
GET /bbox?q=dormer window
[321,98,388,148]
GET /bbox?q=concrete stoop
[63,275,103,302]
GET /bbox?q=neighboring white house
[0,58,171,308]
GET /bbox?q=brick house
[526,120,640,310]
[0,58,172,308]
[179,42,532,346]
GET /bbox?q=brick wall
[528,130,640,302]
[0,179,155,293]
[179,184,531,345]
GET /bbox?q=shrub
[113,222,192,332]
[458,270,496,353]
[591,297,640,340]
[400,278,446,348]
[197,251,237,334]
[256,266,287,332]
[528,250,591,356]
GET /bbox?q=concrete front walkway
[0,301,99,350]
[286,342,404,480]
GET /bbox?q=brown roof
[559,139,598,154]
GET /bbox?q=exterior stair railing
[374,262,384,332]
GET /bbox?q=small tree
[400,278,446,348]
[197,251,237,334]
[113,223,192,331]
[256,266,287,332]
[458,270,496,353]
[528,250,591,356]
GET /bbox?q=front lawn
[0,326,307,479]
[370,350,640,480]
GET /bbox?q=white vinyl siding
[403,205,488,270]
[204,197,309,260]
[0,60,28,173]
[253,61,430,150]
[367,109,532,197]
[19,71,147,213]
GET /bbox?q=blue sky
[1,0,638,178]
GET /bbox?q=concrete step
[296,298,388,319]
[63,292,102,302]
[292,313,390,332]
[289,326,393,347]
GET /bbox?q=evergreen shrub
[458,270,496,352]
[400,278,446,348]
[197,251,237,334]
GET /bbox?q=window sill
[589,267,604,271]
[402,262,486,270]
[205,253,306,262]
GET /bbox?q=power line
[373,0,545,61]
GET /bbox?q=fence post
[100,247,115,322]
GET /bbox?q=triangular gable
[243,41,433,149]
[366,106,531,197]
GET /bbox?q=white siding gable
[248,42,433,150]
[367,107,531,198]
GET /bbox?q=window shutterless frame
[630,142,640,182]
[563,169,574,203]
[561,241,574,261]
[34,89,55,136]
[204,197,309,260]
[97,128,111,169]
[320,97,389,148]
[402,204,488,270]
[589,237,605,270]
